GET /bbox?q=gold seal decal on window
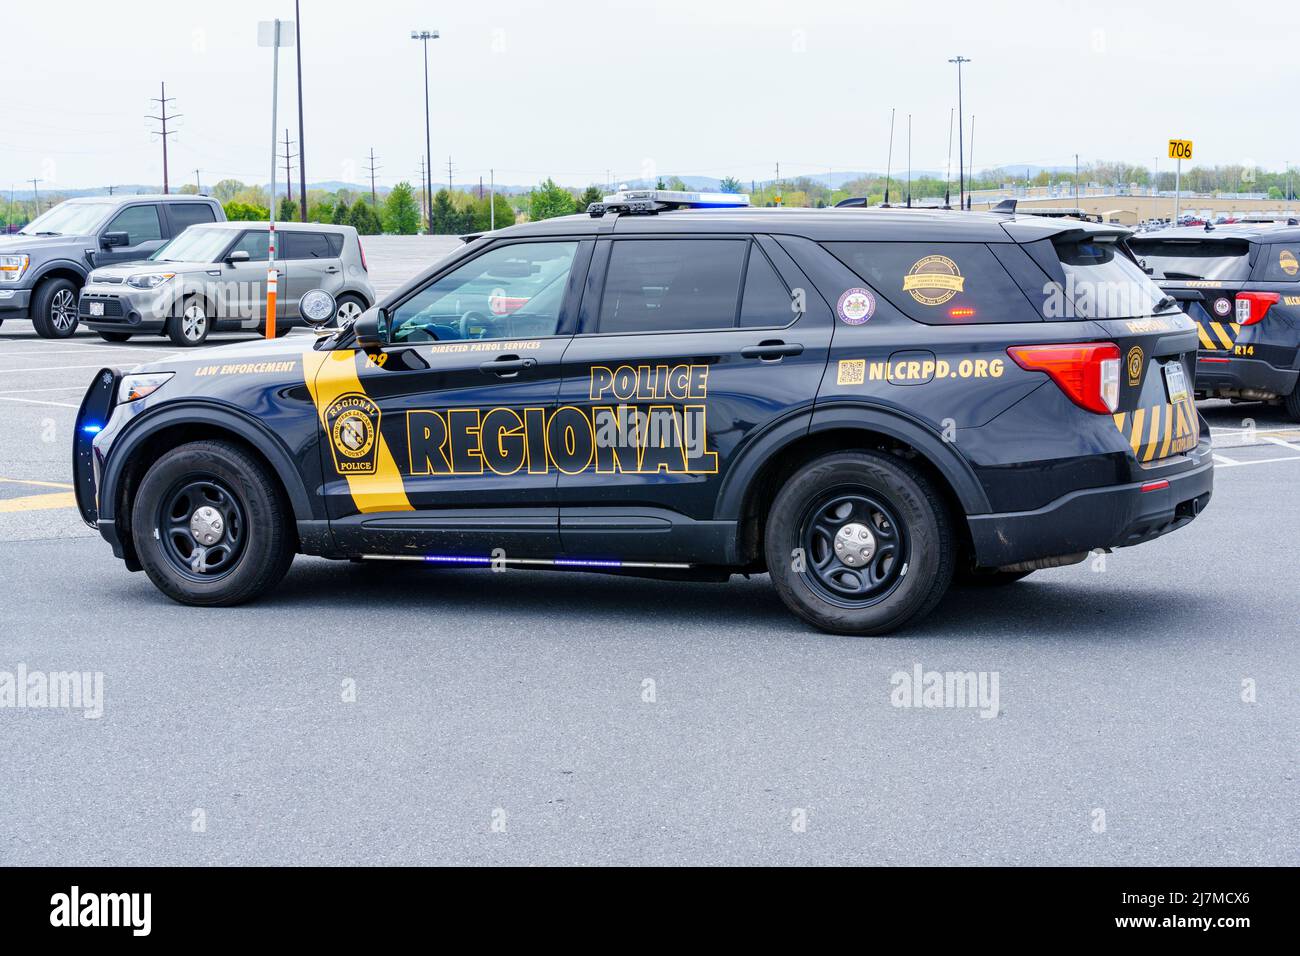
[902,255,965,306]
[1280,249,1299,276]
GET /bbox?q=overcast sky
[3,0,1296,193]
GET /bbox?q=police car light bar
[588,189,750,217]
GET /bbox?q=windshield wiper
[1160,270,1204,280]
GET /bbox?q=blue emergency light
[588,188,750,217]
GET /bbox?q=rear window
[1127,238,1252,281]
[168,202,217,231]
[598,238,747,334]
[823,242,1036,324]
[1051,236,1167,319]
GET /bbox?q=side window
[824,241,1038,324]
[105,205,163,245]
[599,239,747,334]
[230,230,270,262]
[168,203,217,232]
[739,244,793,327]
[325,233,344,256]
[389,240,578,343]
[283,232,334,260]
[1258,243,1300,282]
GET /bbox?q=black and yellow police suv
[74,190,1213,635]
[1130,221,1300,419]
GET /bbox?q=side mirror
[353,306,390,349]
[100,231,129,249]
[225,249,250,264]
[299,289,337,329]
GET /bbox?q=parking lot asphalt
[0,242,1296,865]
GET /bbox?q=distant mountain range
[4,165,1080,202]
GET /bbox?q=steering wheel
[457,310,498,339]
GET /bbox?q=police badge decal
[324,392,382,475]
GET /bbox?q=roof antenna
[906,113,912,208]
[944,108,953,209]
[883,108,895,207]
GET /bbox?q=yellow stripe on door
[1128,407,1146,455]
[303,349,413,513]
[1196,324,1217,350]
[1211,322,1236,350]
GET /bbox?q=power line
[278,129,298,211]
[364,148,381,207]
[145,82,180,194]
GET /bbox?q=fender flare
[29,258,90,286]
[98,400,319,525]
[714,400,991,520]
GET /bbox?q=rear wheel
[31,278,79,338]
[130,440,295,606]
[96,330,133,343]
[334,294,367,327]
[166,297,210,347]
[765,451,955,635]
[1285,383,1300,422]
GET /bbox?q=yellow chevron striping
[303,350,413,514]
[1142,404,1161,461]
[1128,407,1146,455]
[1159,402,1174,459]
[1196,324,1217,350]
[1211,322,1236,350]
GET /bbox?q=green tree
[666,176,687,191]
[307,199,335,223]
[212,179,244,203]
[383,181,421,235]
[578,185,603,210]
[331,198,350,225]
[277,197,298,221]
[471,193,514,231]
[347,199,383,235]
[529,178,575,221]
[223,200,268,221]
[430,189,455,234]
[719,176,743,194]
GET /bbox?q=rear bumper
[1195,354,1298,397]
[967,437,1214,568]
[0,287,31,318]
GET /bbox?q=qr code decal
[837,359,866,386]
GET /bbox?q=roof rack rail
[991,199,1017,216]
[835,197,869,207]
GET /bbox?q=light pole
[949,56,970,210]
[411,30,440,231]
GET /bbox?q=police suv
[1129,222,1300,419]
[75,191,1213,635]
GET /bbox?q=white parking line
[1261,435,1300,453]
[1214,454,1300,468]
[0,363,136,373]
[1212,453,1239,465]
[0,395,79,408]
[0,386,86,394]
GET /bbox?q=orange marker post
[265,222,277,339]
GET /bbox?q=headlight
[0,255,28,282]
[126,272,175,290]
[118,372,174,404]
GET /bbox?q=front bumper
[1194,354,1298,398]
[79,285,167,332]
[0,287,31,318]
[967,435,1214,568]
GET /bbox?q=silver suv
[79,221,375,346]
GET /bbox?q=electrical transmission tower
[145,82,180,194]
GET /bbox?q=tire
[96,330,133,343]
[166,297,210,347]
[130,440,295,606]
[1285,383,1300,422]
[764,451,955,636]
[953,565,1034,587]
[334,294,367,327]
[31,278,80,338]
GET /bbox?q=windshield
[1127,238,1252,281]
[1052,237,1172,318]
[151,226,233,263]
[19,201,115,237]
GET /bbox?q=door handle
[741,340,803,361]
[479,355,538,377]
[325,266,340,273]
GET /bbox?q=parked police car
[74,191,1213,635]
[1129,223,1300,419]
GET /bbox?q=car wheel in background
[96,330,133,343]
[334,294,366,327]
[130,440,295,606]
[1285,384,1300,423]
[167,297,210,347]
[31,278,80,339]
[765,451,955,636]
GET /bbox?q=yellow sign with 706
[1168,139,1194,160]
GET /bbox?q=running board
[360,553,692,570]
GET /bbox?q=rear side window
[105,205,163,245]
[168,203,217,232]
[1127,238,1252,281]
[739,245,793,327]
[283,232,335,260]
[1257,243,1300,282]
[599,239,746,333]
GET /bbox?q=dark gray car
[0,194,225,338]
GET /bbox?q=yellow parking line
[0,491,77,513]
[0,477,75,490]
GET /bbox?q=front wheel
[764,451,955,635]
[1285,383,1300,422]
[130,440,295,606]
[31,278,80,338]
[166,297,211,347]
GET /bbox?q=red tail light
[357,238,369,273]
[1007,342,1122,414]
[1235,291,1278,325]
